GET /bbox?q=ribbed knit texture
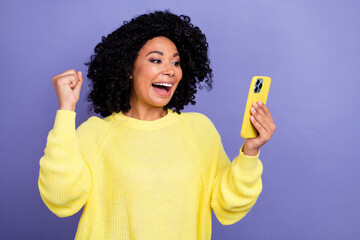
[38,109,263,239]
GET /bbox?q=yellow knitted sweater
[38,109,263,239]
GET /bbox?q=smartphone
[240,76,271,138]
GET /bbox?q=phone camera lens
[254,78,263,93]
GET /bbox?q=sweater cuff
[236,144,260,172]
[53,110,76,131]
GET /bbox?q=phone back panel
[240,76,271,138]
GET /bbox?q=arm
[210,140,263,225]
[38,110,91,218]
[210,102,275,225]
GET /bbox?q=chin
[150,97,173,108]
[152,101,171,108]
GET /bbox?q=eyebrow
[146,51,179,57]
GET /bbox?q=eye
[149,59,161,64]
[172,61,180,66]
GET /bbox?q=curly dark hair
[85,10,213,117]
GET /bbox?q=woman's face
[129,36,182,111]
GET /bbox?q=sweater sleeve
[38,110,92,218]
[209,133,263,225]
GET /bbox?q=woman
[38,11,276,239]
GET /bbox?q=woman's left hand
[243,101,276,156]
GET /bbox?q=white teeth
[152,83,173,87]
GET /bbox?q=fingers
[77,71,83,83]
[58,69,77,77]
[250,114,266,135]
[73,71,83,94]
[250,115,272,142]
[52,69,76,83]
[52,69,82,89]
[250,101,276,140]
[258,101,274,123]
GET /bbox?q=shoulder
[177,111,220,140]
[77,115,102,129]
[76,115,110,137]
[178,111,213,126]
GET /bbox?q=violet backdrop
[0,0,359,239]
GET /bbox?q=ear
[126,71,133,79]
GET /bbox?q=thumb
[77,71,83,85]
[73,71,83,95]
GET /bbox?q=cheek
[177,68,183,81]
[133,67,156,86]
[138,66,160,84]
[131,77,147,95]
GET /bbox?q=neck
[123,106,167,121]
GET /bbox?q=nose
[162,62,175,77]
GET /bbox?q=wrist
[242,145,259,156]
[59,104,75,112]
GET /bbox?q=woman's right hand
[52,69,84,111]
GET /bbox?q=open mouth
[152,82,172,92]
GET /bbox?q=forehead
[138,36,179,55]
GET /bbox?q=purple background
[1,0,359,239]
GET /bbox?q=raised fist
[52,69,83,111]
